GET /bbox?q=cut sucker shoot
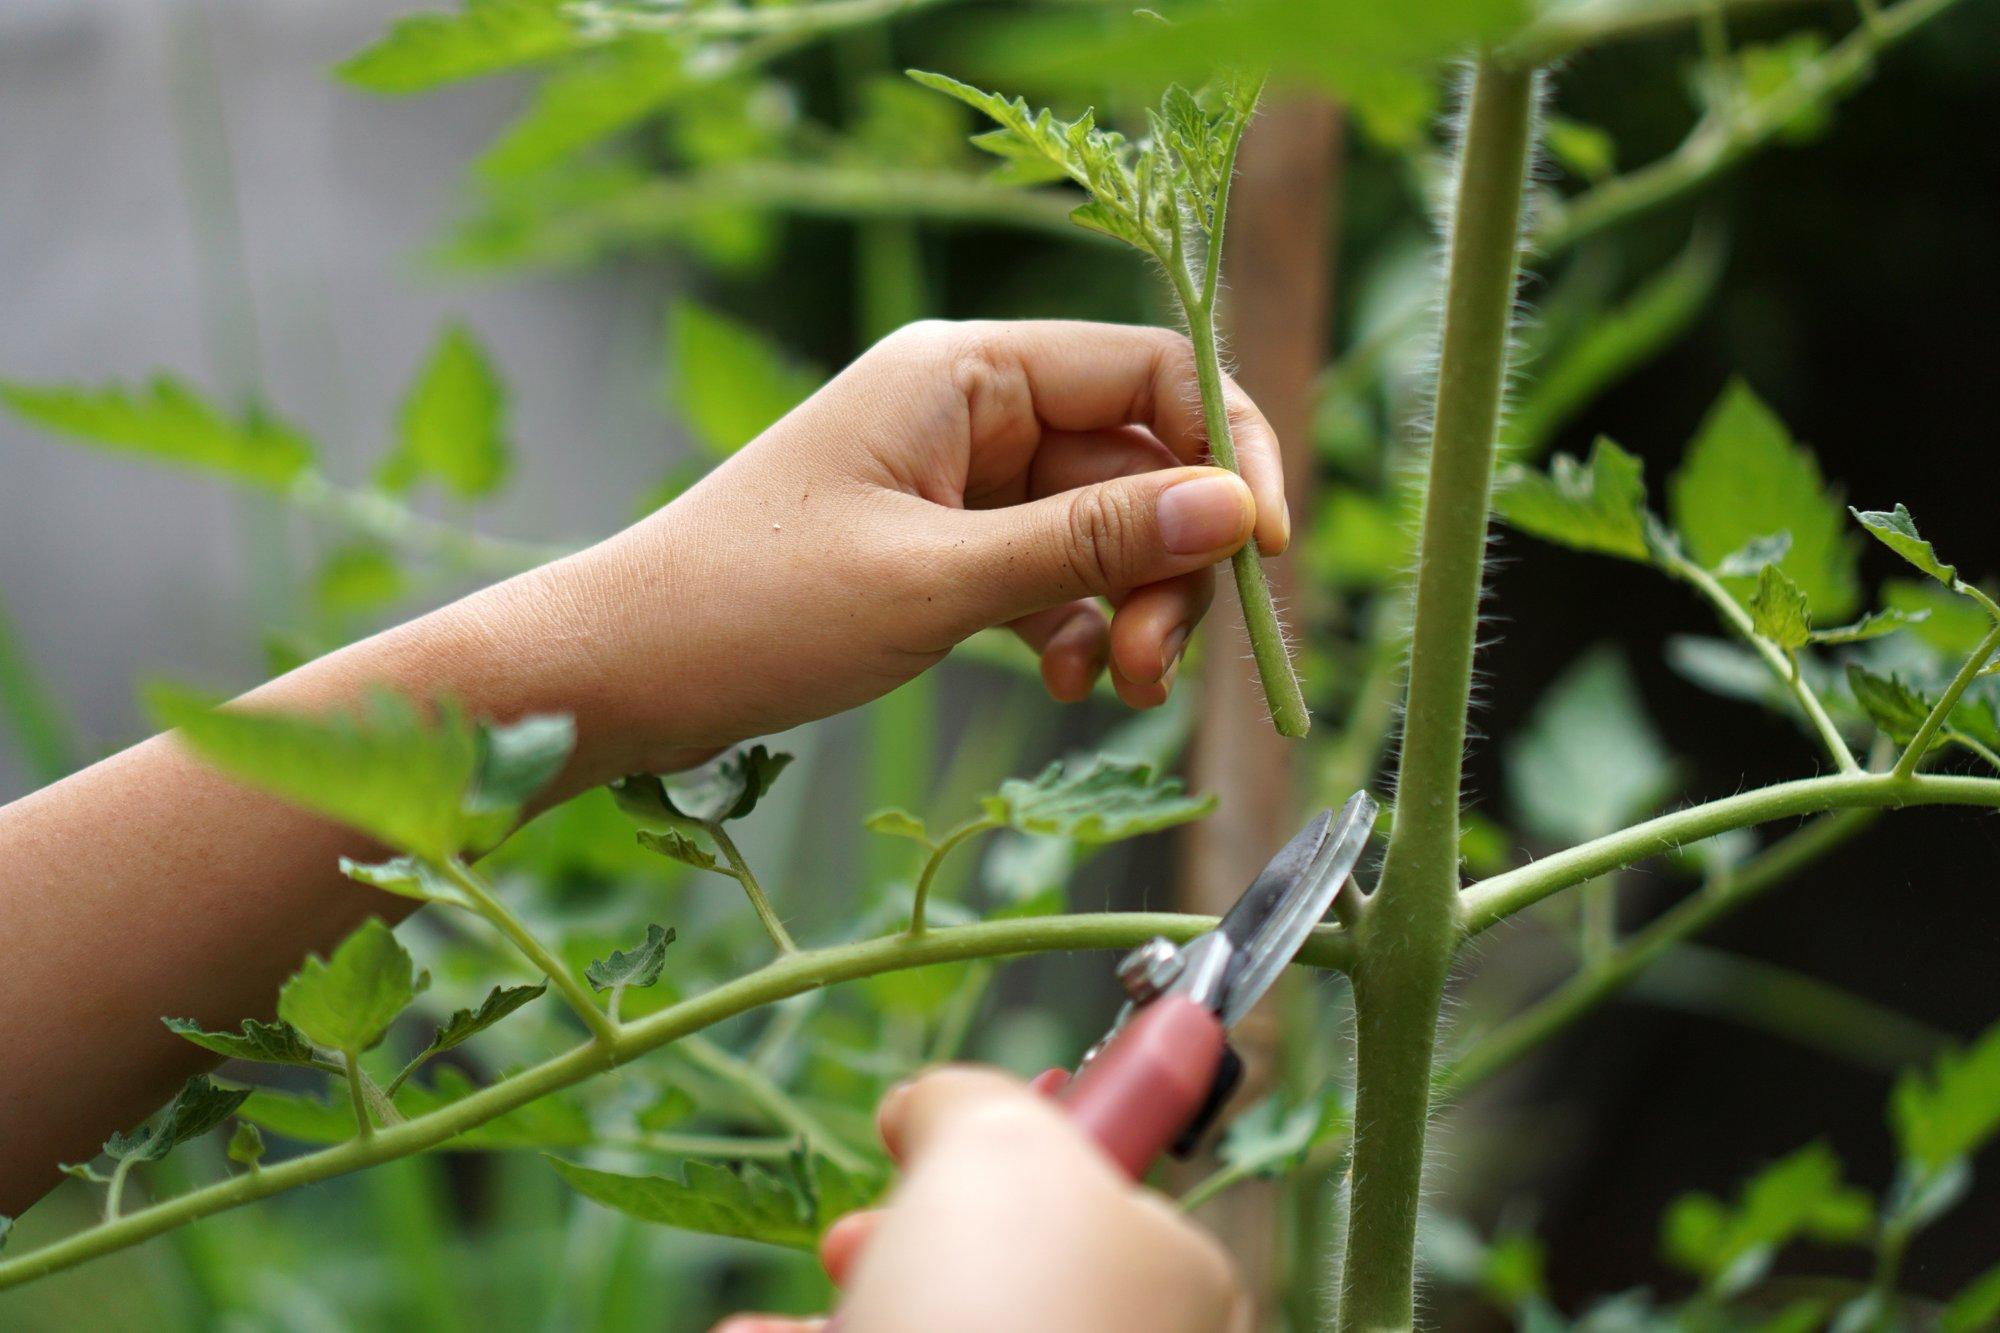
[908,70,1311,737]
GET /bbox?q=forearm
[0,552,633,1211]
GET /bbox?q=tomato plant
[2,0,1997,1328]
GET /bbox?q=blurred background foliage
[2,0,1998,1328]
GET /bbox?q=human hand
[506,319,1288,780]
[714,1066,1250,1333]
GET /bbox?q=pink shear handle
[1054,994,1228,1179]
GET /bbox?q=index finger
[922,320,1292,556]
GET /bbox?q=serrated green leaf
[636,828,718,871]
[1661,1143,1873,1294]
[1808,607,1928,645]
[338,0,579,94]
[1891,1018,2000,1173]
[105,1076,252,1164]
[1715,532,1792,578]
[469,713,576,813]
[586,924,675,993]
[1749,566,1812,652]
[1493,437,1650,561]
[1850,504,1959,587]
[613,745,793,828]
[342,854,475,909]
[1,376,313,489]
[227,1122,265,1169]
[379,323,511,500]
[863,808,930,844]
[982,756,1214,843]
[278,918,429,1056]
[667,302,822,460]
[477,35,686,179]
[546,1153,879,1250]
[1845,665,1937,748]
[148,685,555,860]
[1216,1085,1347,1181]
[1669,380,1859,618]
[1507,647,1675,843]
[163,1016,321,1068]
[408,983,547,1071]
[1942,1261,2000,1332]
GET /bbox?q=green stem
[1338,61,1537,1333]
[1439,808,1875,1097]
[437,858,620,1045]
[1666,551,1859,772]
[102,1160,136,1223]
[1896,621,2000,776]
[1182,295,1311,738]
[344,1052,374,1140]
[1459,770,2000,934]
[1948,730,2000,771]
[676,1035,868,1173]
[908,816,998,934]
[0,910,1350,1290]
[288,473,569,578]
[706,823,797,954]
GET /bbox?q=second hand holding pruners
[1036,789,1379,1177]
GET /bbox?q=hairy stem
[1896,621,2000,776]
[1665,551,1860,772]
[0,910,1351,1289]
[1339,61,1537,1332]
[1183,295,1311,737]
[907,816,998,934]
[1460,770,2000,934]
[438,858,620,1045]
[706,823,797,954]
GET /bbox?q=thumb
[944,466,1255,625]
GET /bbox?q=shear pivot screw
[1116,937,1184,1003]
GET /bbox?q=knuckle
[944,328,1036,450]
[1063,488,1133,597]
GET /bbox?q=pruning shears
[1032,789,1379,1177]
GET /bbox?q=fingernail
[1160,624,1190,678]
[1158,475,1250,555]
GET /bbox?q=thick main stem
[1339,61,1536,1332]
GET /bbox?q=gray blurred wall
[0,0,686,796]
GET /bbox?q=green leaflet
[1715,532,1792,578]
[983,756,1215,843]
[1844,665,1936,748]
[163,1016,321,1068]
[379,323,512,501]
[0,376,313,490]
[341,855,475,910]
[546,1152,879,1251]
[1506,647,1675,843]
[862,808,930,844]
[614,746,793,829]
[477,35,688,179]
[1492,437,1650,561]
[338,0,580,94]
[635,828,719,871]
[1891,1017,2000,1173]
[1668,380,1860,618]
[278,918,430,1057]
[1661,1143,1872,1296]
[1807,607,1928,646]
[1942,1262,2000,1333]
[586,924,676,993]
[105,1077,252,1165]
[149,684,572,861]
[226,1123,265,1169]
[1850,503,1959,587]
[1216,1086,1348,1181]
[406,983,548,1070]
[667,301,823,460]
[1748,567,1812,652]
[1887,580,1993,655]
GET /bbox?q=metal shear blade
[1214,790,1378,1028]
